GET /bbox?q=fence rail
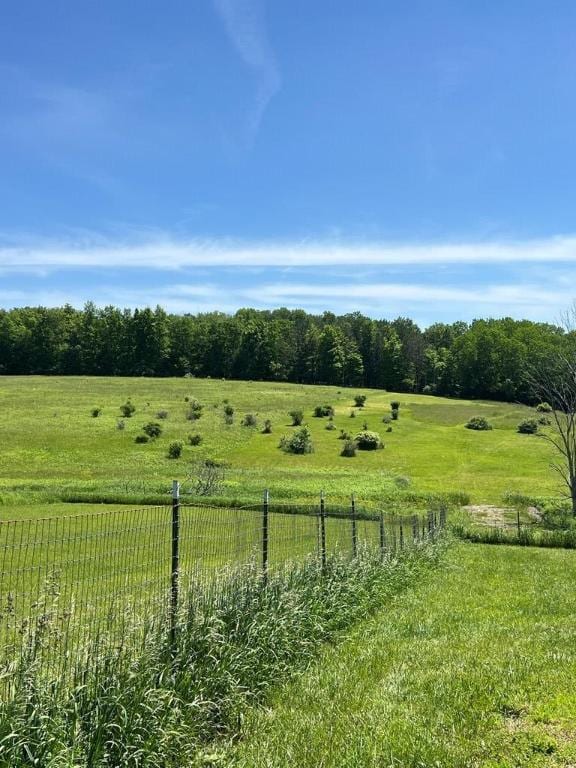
[0,485,446,679]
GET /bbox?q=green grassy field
[225,543,576,768]
[0,376,560,516]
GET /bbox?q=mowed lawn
[225,543,576,768]
[0,376,559,513]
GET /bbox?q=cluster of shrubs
[517,419,538,434]
[341,430,384,457]
[186,399,203,421]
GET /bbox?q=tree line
[0,303,571,403]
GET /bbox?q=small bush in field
[224,404,234,417]
[120,400,136,418]
[341,439,357,457]
[391,408,399,421]
[353,395,367,408]
[313,404,334,418]
[536,402,552,413]
[289,409,304,426]
[518,419,538,434]
[391,401,401,410]
[325,421,336,431]
[465,416,492,431]
[386,426,393,432]
[167,441,183,458]
[156,410,169,420]
[135,434,149,444]
[142,422,162,439]
[382,415,391,424]
[186,399,203,421]
[116,419,125,431]
[339,429,351,440]
[354,430,383,450]
[224,413,234,425]
[91,407,102,418]
[279,426,313,454]
[538,415,552,426]
[362,420,369,430]
[242,413,258,427]
[262,419,273,434]
[350,410,356,418]
[187,433,202,446]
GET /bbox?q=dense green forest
[0,303,571,402]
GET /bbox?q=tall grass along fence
[453,521,576,549]
[0,486,446,766]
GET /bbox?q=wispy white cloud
[213,0,281,145]
[3,233,576,270]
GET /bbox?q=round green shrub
[143,422,162,439]
[187,433,202,446]
[167,441,183,458]
[120,400,136,418]
[224,404,234,417]
[465,416,493,431]
[262,419,273,434]
[279,426,313,454]
[536,402,552,413]
[391,409,399,421]
[353,395,367,408]
[354,430,383,450]
[390,401,401,410]
[91,407,102,418]
[242,413,257,427]
[518,419,538,434]
[135,434,149,444]
[313,404,334,417]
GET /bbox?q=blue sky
[2,0,576,325]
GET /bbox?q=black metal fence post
[379,513,386,560]
[170,480,180,650]
[412,514,418,544]
[319,491,327,570]
[351,493,358,558]
[399,518,404,549]
[516,506,521,538]
[262,488,269,584]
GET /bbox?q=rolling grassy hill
[0,375,560,517]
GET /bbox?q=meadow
[0,375,561,519]
[226,543,576,768]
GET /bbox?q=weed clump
[353,395,367,408]
[242,413,257,427]
[156,410,169,420]
[262,419,273,434]
[187,433,202,446]
[135,434,149,444]
[341,439,357,457]
[91,407,102,418]
[224,404,234,417]
[536,402,552,413]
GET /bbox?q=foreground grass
[226,544,576,768]
[0,376,558,509]
[0,541,444,767]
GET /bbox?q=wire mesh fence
[0,485,446,681]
